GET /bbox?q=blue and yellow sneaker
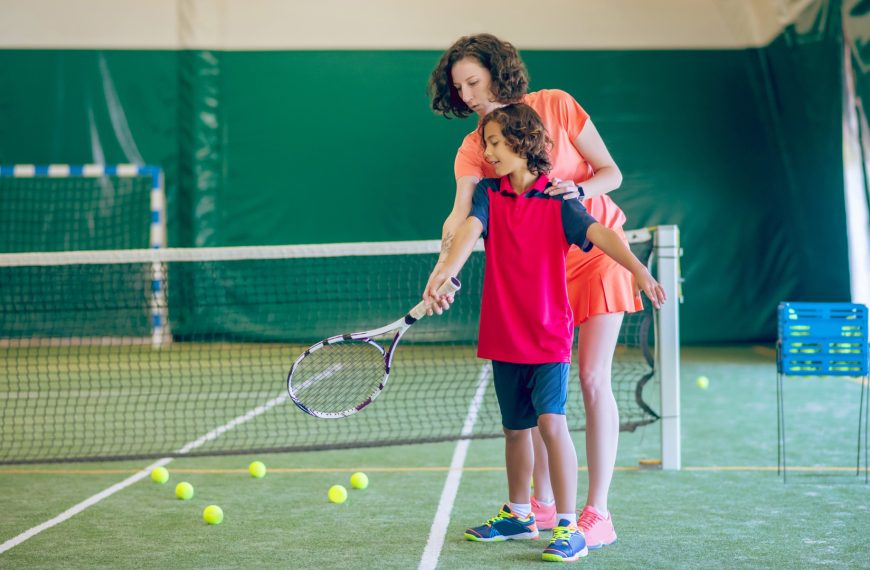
[464,504,539,542]
[542,519,588,562]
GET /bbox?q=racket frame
[287,277,460,418]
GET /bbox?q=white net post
[655,225,682,470]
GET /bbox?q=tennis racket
[287,277,461,419]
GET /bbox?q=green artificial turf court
[0,346,868,568]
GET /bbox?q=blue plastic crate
[777,302,869,376]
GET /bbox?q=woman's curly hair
[428,34,529,119]
[480,104,552,175]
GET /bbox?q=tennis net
[0,232,663,464]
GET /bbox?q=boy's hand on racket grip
[634,268,666,309]
[423,270,456,316]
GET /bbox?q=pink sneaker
[530,496,556,531]
[578,506,617,549]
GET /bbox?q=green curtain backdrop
[0,50,180,244]
[0,3,851,343]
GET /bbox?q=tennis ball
[150,467,169,484]
[203,505,223,525]
[328,484,348,504]
[350,472,368,490]
[175,481,194,500]
[695,375,710,389]
[248,461,266,479]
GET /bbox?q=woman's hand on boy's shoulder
[545,178,582,200]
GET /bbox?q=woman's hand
[422,264,456,316]
[545,178,582,200]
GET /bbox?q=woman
[425,33,640,550]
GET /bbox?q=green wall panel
[215,50,469,246]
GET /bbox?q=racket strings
[291,340,388,415]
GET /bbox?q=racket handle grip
[409,277,461,320]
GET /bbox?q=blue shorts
[491,361,570,430]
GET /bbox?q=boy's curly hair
[428,33,529,119]
[480,104,552,176]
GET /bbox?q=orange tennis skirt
[566,240,643,325]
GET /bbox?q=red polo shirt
[469,174,597,364]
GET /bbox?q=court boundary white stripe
[0,391,291,554]
[419,364,491,570]
[0,457,172,554]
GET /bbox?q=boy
[425,103,665,563]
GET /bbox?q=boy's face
[451,57,499,117]
[483,121,526,177]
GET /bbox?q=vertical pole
[149,168,170,347]
[656,225,682,470]
[864,373,869,483]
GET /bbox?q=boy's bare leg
[536,413,578,515]
[504,427,533,504]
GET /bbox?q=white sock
[510,502,531,518]
[536,497,555,507]
[556,512,578,525]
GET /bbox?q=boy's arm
[423,216,483,314]
[586,223,666,309]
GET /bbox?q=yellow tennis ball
[248,461,266,479]
[175,481,194,500]
[203,505,223,525]
[150,467,169,484]
[328,484,348,504]
[350,472,368,490]
[696,375,710,389]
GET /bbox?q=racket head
[287,336,390,419]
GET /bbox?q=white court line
[0,457,171,554]
[176,392,288,454]
[296,363,344,392]
[419,364,491,570]
[0,388,296,554]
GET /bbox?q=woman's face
[450,57,499,117]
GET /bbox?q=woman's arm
[423,175,479,309]
[546,119,623,200]
[424,215,484,313]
